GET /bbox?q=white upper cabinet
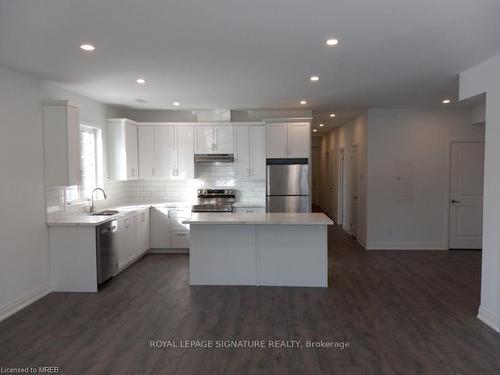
[287,123,310,158]
[266,122,310,158]
[250,126,266,179]
[175,125,194,179]
[108,119,139,180]
[138,126,155,178]
[42,101,80,186]
[266,123,288,158]
[215,125,234,153]
[234,125,265,180]
[194,126,214,154]
[154,126,175,177]
[234,126,251,179]
[194,125,233,154]
[151,125,194,179]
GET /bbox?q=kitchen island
[183,212,333,287]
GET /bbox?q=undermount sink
[90,210,120,216]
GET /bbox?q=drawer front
[171,231,190,248]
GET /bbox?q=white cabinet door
[266,123,288,158]
[215,125,233,153]
[234,126,251,179]
[175,126,194,179]
[138,126,155,178]
[116,217,130,270]
[287,123,309,158]
[250,126,266,179]
[42,102,81,186]
[108,119,139,181]
[155,126,175,177]
[150,207,172,248]
[194,126,214,154]
[125,214,138,263]
[125,123,139,179]
[136,209,150,255]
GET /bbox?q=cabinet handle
[176,233,187,237]
[247,168,252,177]
[152,167,155,176]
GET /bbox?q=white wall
[460,52,500,332]
[366,108,484,250]
[0,65,51,320]
[0,65,124,321]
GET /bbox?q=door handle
[451,199,460,203]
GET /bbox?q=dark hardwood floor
[1,226,499,375]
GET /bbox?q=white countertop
[183,212,333,225]
[46,201,192,227]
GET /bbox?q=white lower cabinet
[116,209,150,273]
[150,206,190,250]
[116,213,138,271]
[137,208,150,255]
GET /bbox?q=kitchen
[2,1,500,374]
[45,110,331,291]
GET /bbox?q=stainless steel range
[191,189,237,213]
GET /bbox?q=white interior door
[311,147,319,206]
[350,146,359,237]
[449,142,484,249]
[338,148,344,225]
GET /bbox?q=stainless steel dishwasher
[96,220,119,284]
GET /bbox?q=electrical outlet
[387,228,393,238]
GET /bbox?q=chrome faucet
[90,188,107,213]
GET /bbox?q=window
[66,125,102,203]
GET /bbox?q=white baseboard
[366,241,447,250]
[0,282,51,322]
[357,236,367,249]
[148,248,189,254]
[478,305,500,332]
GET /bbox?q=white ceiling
[1,0,500,131]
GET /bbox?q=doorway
[449,142,485,249]
[350,145,360,238]
[338,148,345,226]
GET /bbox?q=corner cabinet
[42,101,80,187]
[194,125,233,154]
[108,119,139,180]
[266,122,310,158]
[234,125,266,180]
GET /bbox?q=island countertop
[183,212,333,225]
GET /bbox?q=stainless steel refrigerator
[266,159,310,213]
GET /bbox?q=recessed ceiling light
[313,129,318,132]
[173,101,180,106]
[319,123,324,127]
[330,113,336,118]
[310,76,319,82]
[80,44,95,51]
[442,99,451,104]
[136,78,146,84]
[300,100,307,105]
[326,39,339,46]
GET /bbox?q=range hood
[194,154,234,163]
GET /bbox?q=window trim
[66,123,103,205]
